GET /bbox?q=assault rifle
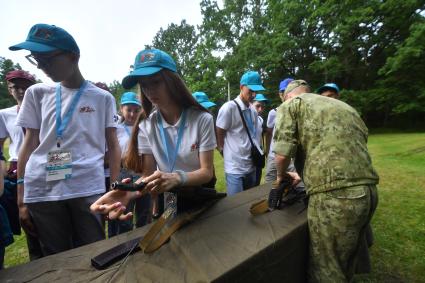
[250,177,307,215]
[92,182,226,270]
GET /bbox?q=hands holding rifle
[268,172,301,210]
[90,170,184,221]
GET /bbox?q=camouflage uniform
[273,93,379,282]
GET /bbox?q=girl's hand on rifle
[143,170,181,195]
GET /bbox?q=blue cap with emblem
[120,92,141,106]
[253,93,269,103]
[240,71,265,92]
[122,49,177,89]
[317,83,340,94]
[9,23,79,54]
[192,92,216,109]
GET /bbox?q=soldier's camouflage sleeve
[273,99,300,158]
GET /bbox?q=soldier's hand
[268,187,284,209]
[287,172,301,186]
[269,174,294,209]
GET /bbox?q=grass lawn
[3,132,425,282]
[353,132,425,282]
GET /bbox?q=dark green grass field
[354,132,425,282]
[3,132,425,282]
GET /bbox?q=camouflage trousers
[307,185,378,283]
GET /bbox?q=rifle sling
[138,204,176,253]
[140,198,220,253]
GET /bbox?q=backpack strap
[233,100,256,149]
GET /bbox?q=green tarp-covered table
[0,183,308,282]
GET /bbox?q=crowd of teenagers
[0,23,379,283]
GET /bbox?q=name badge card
[164,192,178,217]
[46,149,72,181]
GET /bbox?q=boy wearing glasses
[0,70,43,261]
[9,23,121,256]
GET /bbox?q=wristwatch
[175,170,188,186]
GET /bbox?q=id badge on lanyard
[164,192,178,218]
[158,110,187,215]
[46,149,72,181]
[46,81,87,182]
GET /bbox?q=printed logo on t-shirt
[113,115,120,122]
[190,142,199,152]
[79,106,95,113]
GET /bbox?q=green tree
[143,0,425,128]
[148,20,199,80]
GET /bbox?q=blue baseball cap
[192,92,216,109]
[240,71,265,92]
[120,92,141,106]
[9,23,79,54]
[279,78,294,92]
[317,83,340,94]
[122,49,177,89]
[253,93,269,103]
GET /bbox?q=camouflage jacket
[273,93,379,195]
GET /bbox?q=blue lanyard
[243,109,256,138]
[55,81,88,147]
[157,109,187,172]
[123,124,131,136]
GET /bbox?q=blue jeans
[225,171,257,196]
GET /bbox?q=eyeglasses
[25,52,64,67]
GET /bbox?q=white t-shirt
[0,105,24,161]
[267,109,277,158]
[216,97,260,174]
[117,122,132,158]
[16,82,118,203]
[138,107,216,173]
[104,121,130,177]
[256,116,264,149]
[267,109,277,129]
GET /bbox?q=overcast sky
[1,0,211,85]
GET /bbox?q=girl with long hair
[108,92,144,236]
[90,49,216,220]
